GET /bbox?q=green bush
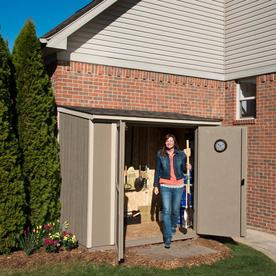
[12,20,61,227]
[0,35,26,254]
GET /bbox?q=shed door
[116,121,125,262]
[92,123,118,247]
[91,121,125,261]
[194,126,247,237]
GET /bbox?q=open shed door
[194,126,247,237]
[116,121,125,262]
[91,121,125,261]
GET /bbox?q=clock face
[214,139,227,153]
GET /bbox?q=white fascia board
[48,39,67,50]
[40,38,47,43]
[57,107,221,126]
[44,0,118,50]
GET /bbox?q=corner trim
[86,120,94,247]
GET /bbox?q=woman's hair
[160,134,179,156]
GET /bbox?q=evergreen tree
[12,20,61,227]
[0,35,26,253]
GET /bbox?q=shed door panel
[116,121,125,262]
[92,123,117,247]
[195,126,247,237]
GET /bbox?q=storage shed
[58,106,247,260]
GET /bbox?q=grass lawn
[1,241,276,276]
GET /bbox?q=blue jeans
[160,185,183,242]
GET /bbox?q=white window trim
[236,80,256,120]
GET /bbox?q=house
[40,0,276,260]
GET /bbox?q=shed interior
[124,124,195,244]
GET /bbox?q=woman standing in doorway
[154,134,189,249]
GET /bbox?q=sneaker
[164,238,171,249]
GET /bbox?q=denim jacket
[153,149,186,187]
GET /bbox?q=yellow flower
[63,220,70,229]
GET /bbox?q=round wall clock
[214,139,227,153]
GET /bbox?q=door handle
[241,179,245,186]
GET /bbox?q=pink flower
[43,224,52,230]
[44,238,58,246]
[62,231,69,236]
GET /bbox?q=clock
[214,139,227,153]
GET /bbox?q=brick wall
[51,61,225,120]
[224,74,276,234]
[50,60,276,234]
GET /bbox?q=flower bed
[18,220,78,255]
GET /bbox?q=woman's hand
[154,187,159,195]
[186,164,192,170]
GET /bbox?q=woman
[153,134,188,249]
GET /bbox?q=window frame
[236,77,256,120]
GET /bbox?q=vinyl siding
[225,0,276,79]
[63,0,225,80]
[57,0,276,81]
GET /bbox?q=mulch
[0,238,231,271]
[124,238,231,269]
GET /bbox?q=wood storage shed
[58,106,247,261]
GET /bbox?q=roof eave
[58,106,222,126]
[40,0,118,50]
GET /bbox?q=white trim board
[86,120,94,248]
[41,0,118,50]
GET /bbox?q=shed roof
[60,106,222,123]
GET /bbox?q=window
[236,77,256,119]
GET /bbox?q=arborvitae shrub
[12,20,61,227]
[0,35,26,253]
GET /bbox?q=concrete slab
[234,229,276,263]
[134,241,218,260]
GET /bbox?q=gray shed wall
[59,113,89,246]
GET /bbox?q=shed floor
[125,221,197,247]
